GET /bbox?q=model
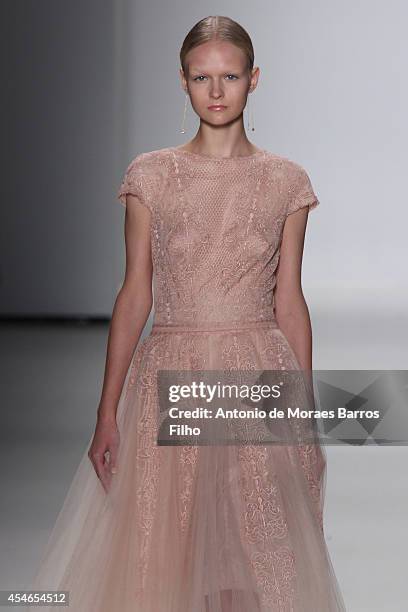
[28,15,346,612]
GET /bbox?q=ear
[179,68,187,91]
[249,66,260,92]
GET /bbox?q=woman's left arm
[275,206,327,531]
[274,206,313,373]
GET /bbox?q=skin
[178,39,260,157]
[88,39,315,494]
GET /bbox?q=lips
[208,105,227,110]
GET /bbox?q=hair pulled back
[180,16,254,76]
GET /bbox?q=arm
[88,194,152,491]
[274,206,313,372]
[97,194,153,423]
[274,161,320,383]
[275,204,326,532]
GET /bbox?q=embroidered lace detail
[251,546,296,609]
[133,343,161,592]
[238,446,288,545]
[117,147,320,328]
[112,148,335,609]
[178,445,199,533]
[295,443,326,533]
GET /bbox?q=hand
[88,416,120,493]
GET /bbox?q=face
[180,40,259,127]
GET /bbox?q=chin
[203,110,236,123]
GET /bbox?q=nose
[209,78,224,99]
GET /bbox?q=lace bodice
[117,147,319,327]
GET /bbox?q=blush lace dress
[28,147,346,611]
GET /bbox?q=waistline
[151,318,279,334]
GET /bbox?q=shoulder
[264,151,316,197]
[262,150,319,215]
[117,148,170,209]
[263,150,310,183]
[122,148,170,176]
[122,148,173,189]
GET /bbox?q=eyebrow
[189,67,239,73]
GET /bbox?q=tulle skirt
[28,320,346,611]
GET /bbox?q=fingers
[88,421,121,494]
[88,445,120,494]
[109,439,120,475]
[89,450,109,492]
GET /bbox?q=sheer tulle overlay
[28,148,346,611]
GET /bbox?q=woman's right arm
[88,194,152,490]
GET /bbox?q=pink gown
[28,147,346,611]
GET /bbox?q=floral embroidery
[118,149,317,328]
[132,344,161,591]
[251,546,296,609]
[238,445,288,544]
[113,147,330,607]
[221,335,258,370]
[178,445,199,533]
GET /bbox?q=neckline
[170,146,266,161]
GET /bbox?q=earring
[180,92,189,134]
[246,92,255,131]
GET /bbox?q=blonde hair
[180,16,254,76]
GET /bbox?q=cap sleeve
[286,164,320,217]
[117,155,154,213]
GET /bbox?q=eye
[192,74,239,82]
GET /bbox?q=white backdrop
[117,0,408,316]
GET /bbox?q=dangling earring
[180,92,189,134]
[246,91,255,132]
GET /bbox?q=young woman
[29,15,346,612]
